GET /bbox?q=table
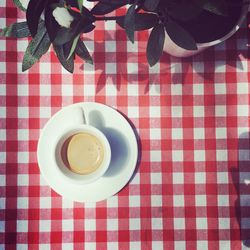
[1,1,250,249]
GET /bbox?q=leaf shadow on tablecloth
[87,109,141,179]
[157,22,248,91]
[78,25,249,94]
[80,30,142,93]
[231,131,250,248]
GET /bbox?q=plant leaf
[67,34,80,60]
[65,0,80,8]
[146,23,165,67]
[87,0,116,1]
[53,43,74,73]
[91,2,125,15]
[26,0,48,37]
[22,24,51,71]
[124,3,136,43]
[78,0,83,12]
[78,6,96,22]
[168,1,203,21]
[53,27,76,46]
[45,5,61,42]
[93,0,128,2]
[91,0,128,4]
[144,0,160,11]
[202,0,228,16]
[70,6,95,34]
[0,21,31,38]
[13,0,27,12]
[75,39,93,64]
[53,18,95,46]
[80,22,95,33]
[45,4,95,44]
[117,13,159,31]
[164,20,197,51]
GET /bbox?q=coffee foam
[66,133,104,174]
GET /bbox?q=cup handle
[66,107,87,125]
[81,107,87,125]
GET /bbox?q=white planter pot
[163,5,249,57]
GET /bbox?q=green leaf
[77,5,95,23]
[91,1,125,15]
[124,3,136,43]
[146,23,165,67]
[80,23,95,34]
[165,20,197,51]
[53,11,95,46]
[0,21,31,38]
[45,5,61,42]
[75,39,93,64]
[53,43,74,73]
[22,23,51,71]
[53,26,78,46]
[78,0,83,12]
[67,34,80,60]
[65,0,80,8]
[144,0,160,11]
[13,0,27,11]
[26,0,48,37]
[117,13,159,31]
[53,23,94,46]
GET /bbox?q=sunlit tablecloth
[0,1,250,249]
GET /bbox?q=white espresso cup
[54,124,111,185]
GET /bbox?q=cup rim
[53,124,111,185]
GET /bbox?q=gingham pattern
[0,1,250,249]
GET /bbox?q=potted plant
[161,0,249,57]
[0,0,249,73]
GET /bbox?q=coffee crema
[66,132,104,174]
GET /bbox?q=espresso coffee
[67,132,105,174]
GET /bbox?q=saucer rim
[37,102,139,202]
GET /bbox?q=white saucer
[37,102,139,202]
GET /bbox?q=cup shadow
[87,109,140,179]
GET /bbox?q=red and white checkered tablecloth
[1,1,250,249]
